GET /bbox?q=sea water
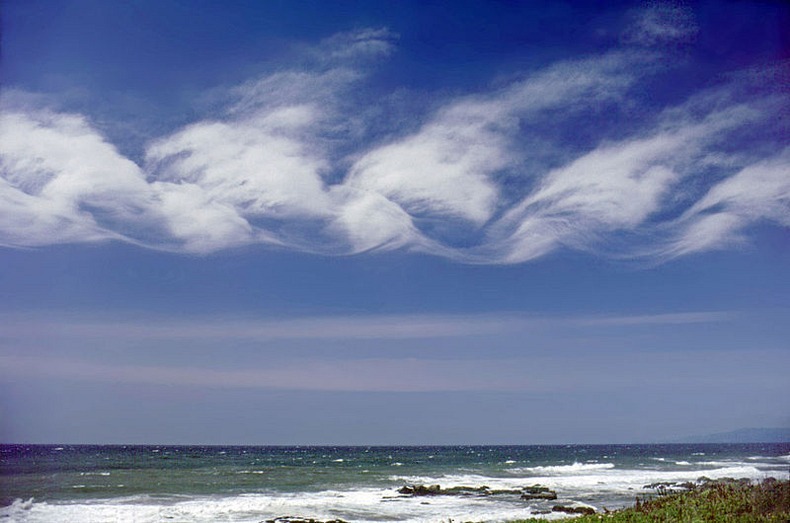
[1,444,788,522]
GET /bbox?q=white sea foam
[2,462,784,523]
[514,462,616,474]
[3,453,786,523]
[390,464,773,497]
[0,490,569,523]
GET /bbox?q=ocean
[1,444,788,522]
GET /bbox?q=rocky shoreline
[260,477,769,523]
[261,482,594,523]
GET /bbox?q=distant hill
[674,428,790,444]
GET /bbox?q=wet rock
[398,484,441,496]
[488,488,524,495]
[552,505,596,516]
[443,486,492,496]
[521,485,557,500]
[264,518,347,523]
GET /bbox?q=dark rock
[521,491,557,500]
[398,484,441,496]
[443,486,492,496]
[521,485,557,500]
[264,518,347,523]
[488,488,524,495]
[552,505,596,516]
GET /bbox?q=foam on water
[2,460,779,523]
[0,490,571,523]
[390,464,772,496]
[3,444,787,522]
[514,462,616,475]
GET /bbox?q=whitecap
[4,464,784,523]
[0,490,575,523]
[515,462,616,475]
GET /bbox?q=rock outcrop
[397,483,558,500]
[521,485,558,500]
[552,505,596,515]
[263,518,347,523]
[398,484,441,496]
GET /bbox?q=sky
[0,0,788,445]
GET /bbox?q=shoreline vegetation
[512,477,790,523]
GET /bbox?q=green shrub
[510,478,790,523]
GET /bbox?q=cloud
[0,27,787,262]
[485,102,765,263]
[0,311,736,343]
[3,345,786,393]
[345,54,635,227]
[2,310,775,393]
[623,4,698,46]
[0,107,255,253]
[316,27,397,63]
[0,109,146,247]
[662,149,790,257]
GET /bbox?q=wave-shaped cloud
[1,24,787,263]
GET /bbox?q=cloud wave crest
[1,27,787,262]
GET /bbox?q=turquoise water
[2,444,788,522]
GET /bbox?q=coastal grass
[511,478,790,523]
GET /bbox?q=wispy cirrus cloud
[0,310,734,343]
[1,18,787,262]
[622,4,698,46]
[2,346,785,393]
[0,310,777,393]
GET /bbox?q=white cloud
[0,310,736,343]
[3,345,785,393]
[0,109,145,247]
[317,27,397,63]
[0,28,787,263]
[346,54,636,227]
[147,112,332,220]
[624,4,698,46]
[662,149,790,257]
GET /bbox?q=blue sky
[0,0,788,444]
